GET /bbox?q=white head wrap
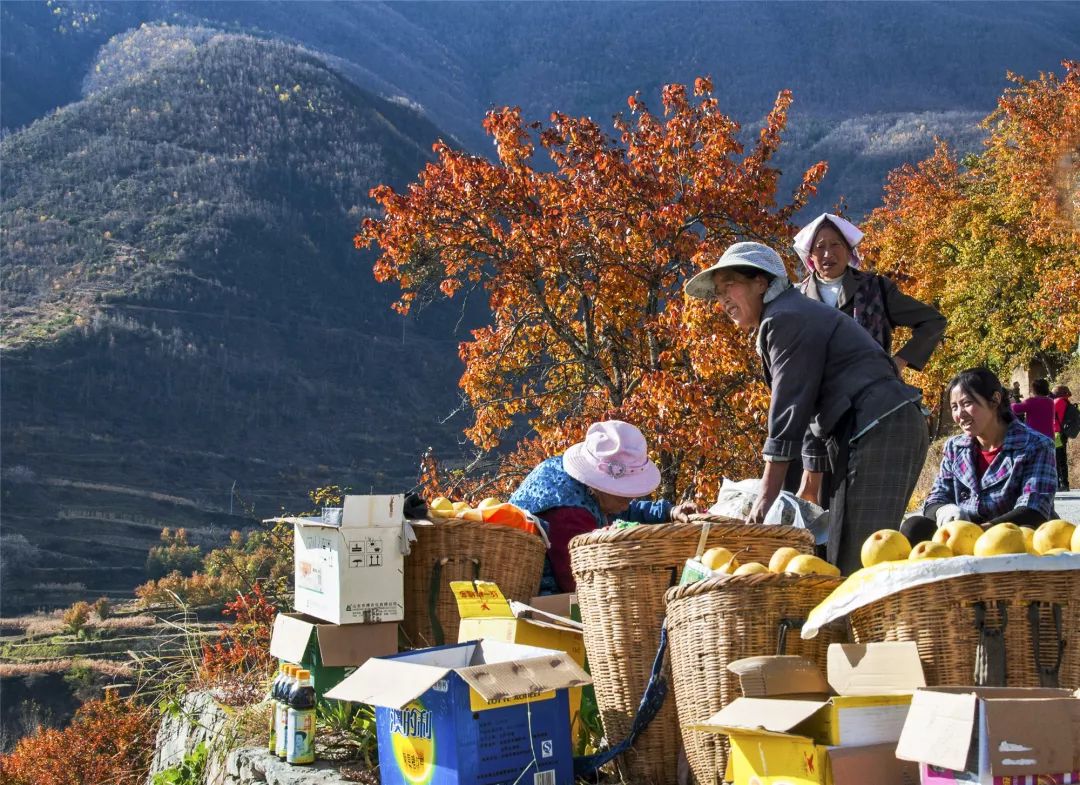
[792,213,863,273]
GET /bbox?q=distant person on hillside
[1011,378,1056,439]
[793,214,946,373]
[901,367,1057,543]
[1053,384,1077,489]
[1011,381,1023,404]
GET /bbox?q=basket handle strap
[776,618,806,655]
[972,601,1008,687]
[427,556,482,647]
[1027,601,1066,688]
[693,520,713,560]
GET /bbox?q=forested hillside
[0,29,471,611]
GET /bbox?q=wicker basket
[402,519,546,648]
[665,573,847,785]
[568,518,815,785]
[848,568,1080,690]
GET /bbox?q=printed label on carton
[348,538,386,568]
[389,700,435,784]
[296,561,322,593]
[468,688,555,712]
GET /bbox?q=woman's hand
[746,494,771,524]
[746,461,789,524]
[670,502,699,521]
[893,356,909,373]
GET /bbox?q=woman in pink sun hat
[509,420,692,593]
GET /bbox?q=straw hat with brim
[684,241,791,301]
[563,420,661,498]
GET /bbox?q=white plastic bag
[764,491,830,544]
[707,478,761,519]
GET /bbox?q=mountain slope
[0,30,471,611]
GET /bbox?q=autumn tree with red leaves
[862,61,1080,412]
[361,78,826,501]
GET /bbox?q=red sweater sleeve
[542,506,601,593]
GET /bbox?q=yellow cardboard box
[692,643,926,785]
[452,580,586,736]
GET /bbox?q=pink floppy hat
[563,420,661,498]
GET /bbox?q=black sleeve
[986,506,1048,527]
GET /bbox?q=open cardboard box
[453,581,586,740]
[271,494,406,625]
[896,686,1080,784]
[691,642,926,785]
[326,639,591,785]
[268,612,398,700]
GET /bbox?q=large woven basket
[848,568,1080,690]
[569,517,815,785]
[402,519,546,648]
[665,573,847,785]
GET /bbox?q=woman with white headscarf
[685,242,930,574]
[793,214,946,373]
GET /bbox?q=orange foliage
[361,78,826,502]
[0,697,156,785]
[863,60,1080,412]
[199,583,279,705]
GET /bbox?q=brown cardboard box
[896,686,1080,784]
[269,612,397,700]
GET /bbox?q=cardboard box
[529,593,579,622]
[326,640,592,785]
[454,581,586,737]
[268,612,398,701]
[896,686,1080,784]
[693,642,927,785]
[279,494,406,625]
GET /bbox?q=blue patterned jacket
[924,419,1057,521]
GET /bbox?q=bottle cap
[297,669,311,680]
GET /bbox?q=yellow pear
[785,554,841,577]
[1020,526,1037,555]
[733,562,769,576]
[1033,520,1076,554]
[701,547,739,574]
[452,501,471,513]
[860,529,912,568]
[1042,547,1071,556]
[932,521,983,556]
[1073,525,1080,553]
[769,547,802,574]
[429,496,454,516]
[909,541,953,560]
[974,523,1026,556]
[477,496,502,509]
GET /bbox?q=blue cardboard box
[325,639,591,785]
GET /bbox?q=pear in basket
[1033,520,1076,554]
[733,562,769,576]
[974,523,1026,556]
[1043,548,1071,556]
[429,497,455,517]
[768,547,801,573]
[860,529,912,567]
[785,554,840,577]
[932,520,982,556]
[1021,526,1037,555]
[1073,525,1080,553]
[909,541,952,560]
[701,547,739,574]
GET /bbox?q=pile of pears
[428,496,502,518]
[860,519,1080,569]
[698,545,840,578]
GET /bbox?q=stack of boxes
[267,494,404,700]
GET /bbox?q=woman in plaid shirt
[901,367,1058,543]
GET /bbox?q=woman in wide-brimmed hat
[509,420,689,593]
[684,241,930,574]
[794,213,946,373]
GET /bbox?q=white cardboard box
[270,494,406,625]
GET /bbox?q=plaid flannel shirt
[925,418,1057,521]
